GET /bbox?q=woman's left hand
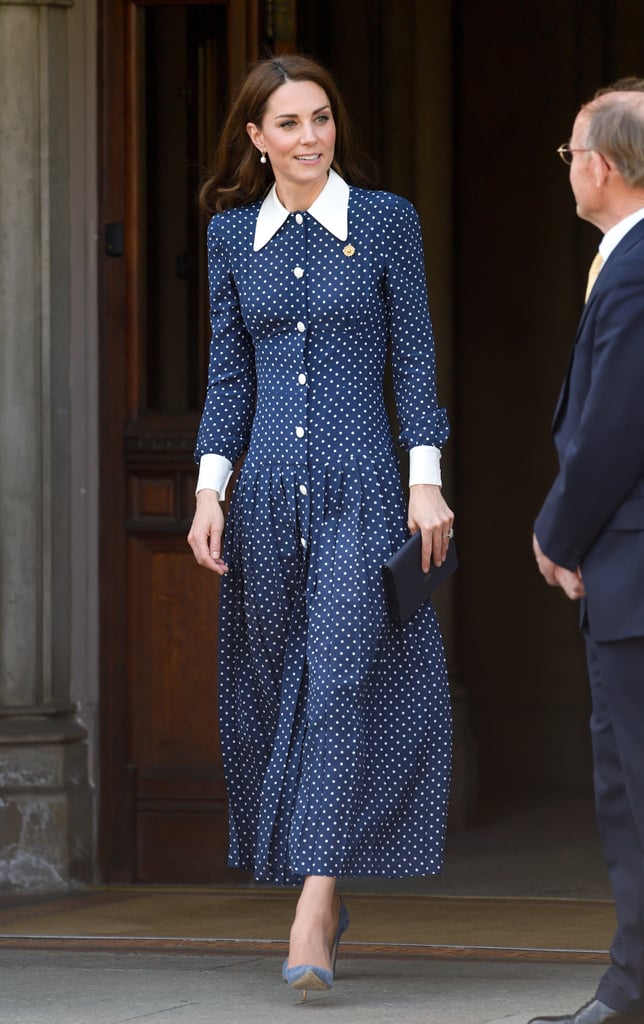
[408,484,454,572]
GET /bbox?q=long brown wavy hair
[199,54,375,214]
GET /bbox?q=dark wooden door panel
[127,529,229,882]
[124,427,232,881]
[137,808,231,883]
[127,535,222,775]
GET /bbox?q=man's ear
[592,150,611,188]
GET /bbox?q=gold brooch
[343,244,355,257]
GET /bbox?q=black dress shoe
[528,998,639,1024]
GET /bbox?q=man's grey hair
[583,89,644,189]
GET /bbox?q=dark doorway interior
[298,0,642,817]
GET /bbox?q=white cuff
[409,445,442,487]
[196,453,233,500]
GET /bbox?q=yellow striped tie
[585,251,604,302]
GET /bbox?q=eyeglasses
[556,143,594,164]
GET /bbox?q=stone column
[0,0,92,889]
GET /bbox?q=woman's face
[247,79,336,201]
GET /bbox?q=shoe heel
[330,897,350,977]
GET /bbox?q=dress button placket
[292,212,310,555]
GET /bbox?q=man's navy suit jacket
[534,218,644,642]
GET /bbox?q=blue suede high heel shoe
[282,898,350,996]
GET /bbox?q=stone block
[0,794,68,890]
[0,710,93,891]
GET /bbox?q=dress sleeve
[384,198,450,453]
[194,215,256,466]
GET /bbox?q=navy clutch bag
[382,532,458,623]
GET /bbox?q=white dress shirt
[599,206,644,262]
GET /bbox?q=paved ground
[0,949,605,1024]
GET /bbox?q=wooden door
[98,0,260,883]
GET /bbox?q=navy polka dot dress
[195,171,452,886]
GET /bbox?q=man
[531,82,644,1024]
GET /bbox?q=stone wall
[0,0,94,890]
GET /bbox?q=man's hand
[554,564,586,600]
[532,533,585,601]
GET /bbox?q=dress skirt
[218,451,452,886]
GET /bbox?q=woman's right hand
[187,489,229,575]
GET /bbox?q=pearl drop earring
[260,152,267,164]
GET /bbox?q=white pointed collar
[253,168,349,251]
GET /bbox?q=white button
[298,373,307,385]
[299,484,308,496]
[294,266,304,279]
[295,426,305,438]
[295,213,303,224]
[297,321,306,333]
[300,537,307,548]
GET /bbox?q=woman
[188,54,454,996]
